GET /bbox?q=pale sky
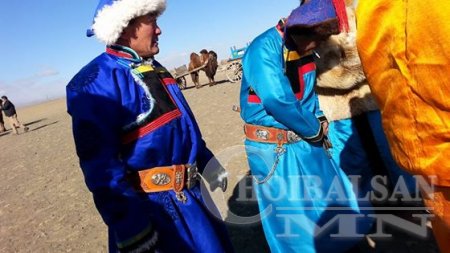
[0,0,299,106]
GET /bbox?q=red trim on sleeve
[248,94,262,103]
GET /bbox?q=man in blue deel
[66,0,233,252]
[240,0,372,252]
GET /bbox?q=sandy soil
[0,69,439,252]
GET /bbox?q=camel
[200,49,218,86]
[188,49,219,88]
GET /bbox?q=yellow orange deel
[356,0,450,187]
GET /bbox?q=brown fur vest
[314,7,378,121]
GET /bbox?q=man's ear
[119,17,140,41]
[116,24,137,45]
[120,26,133,40]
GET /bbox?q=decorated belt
[130,164,199,202]
[244,124,302,145]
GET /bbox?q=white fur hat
[87,0,166,45]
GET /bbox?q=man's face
[122,14,162,58]
[290,34,329,55]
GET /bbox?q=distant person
[356,0,450,251]
[239,0,370,252]
[0,109,5,133]
[66,0,233,252]
[0,96,28,135]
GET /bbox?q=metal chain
[253,146,286,184]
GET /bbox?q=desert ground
[0,69,440,252]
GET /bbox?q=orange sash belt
[133,164,199,193]
[243,124,302,145]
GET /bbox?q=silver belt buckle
[151,173,171,186]
[255,129,269,140]
[186,163,199,189]
[287,131,302,143]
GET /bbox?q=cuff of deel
[317,115,328,123]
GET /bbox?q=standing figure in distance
[0,109,6,133]
[1,96,29,135]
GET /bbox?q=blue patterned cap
[286,0,348,36]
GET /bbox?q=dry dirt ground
[0,70,440,252]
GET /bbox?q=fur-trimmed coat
[315,7,378,121]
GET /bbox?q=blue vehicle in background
[225,44,248,83]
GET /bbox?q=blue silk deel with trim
[67,46,233,252]
[240,27,371,253]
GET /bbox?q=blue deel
[240,27,372,253]
[66,46,233,252]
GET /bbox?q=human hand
[321,121,329,136]
[201,157,228,192]
[214,170,228,192]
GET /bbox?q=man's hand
[201,156,228,192]
[321,121,329,136]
